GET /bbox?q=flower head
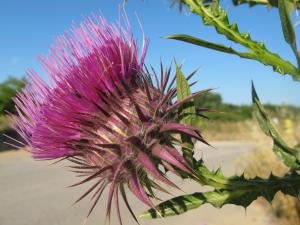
[12,14,208,224]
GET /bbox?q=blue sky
[0,0,299,106]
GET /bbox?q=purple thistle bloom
[11,14,209,224]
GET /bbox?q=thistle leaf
[174,0,300,80]
[278,0,300,68]
[141,171,300,219]
[175,65,196,164]
[252,82,300,169]
[176,65,196,125]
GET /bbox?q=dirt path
[0,141,275,225]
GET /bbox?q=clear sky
[0,0,299,106]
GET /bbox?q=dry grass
[0,116,24,151]
[201,120,255,141]
[0,115,9,131]
[201,117,300,144]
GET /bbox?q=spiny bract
[11,14,208,224]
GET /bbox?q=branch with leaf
[166,0,300,80]
[140,69,300,219]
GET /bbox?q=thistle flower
[11,14,208,224]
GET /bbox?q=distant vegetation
[194,92,300,122]
[0,76,25,115]
[0,77,25,150]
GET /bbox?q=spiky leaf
[278,0,300,68]
[252,82,300,169]
[141,171,300,219]
[278,0,296,46]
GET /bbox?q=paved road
[0,141,274,225]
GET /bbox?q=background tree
[194,91,222,108]
[0,77,25,115]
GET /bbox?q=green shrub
[0,77,25,115]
